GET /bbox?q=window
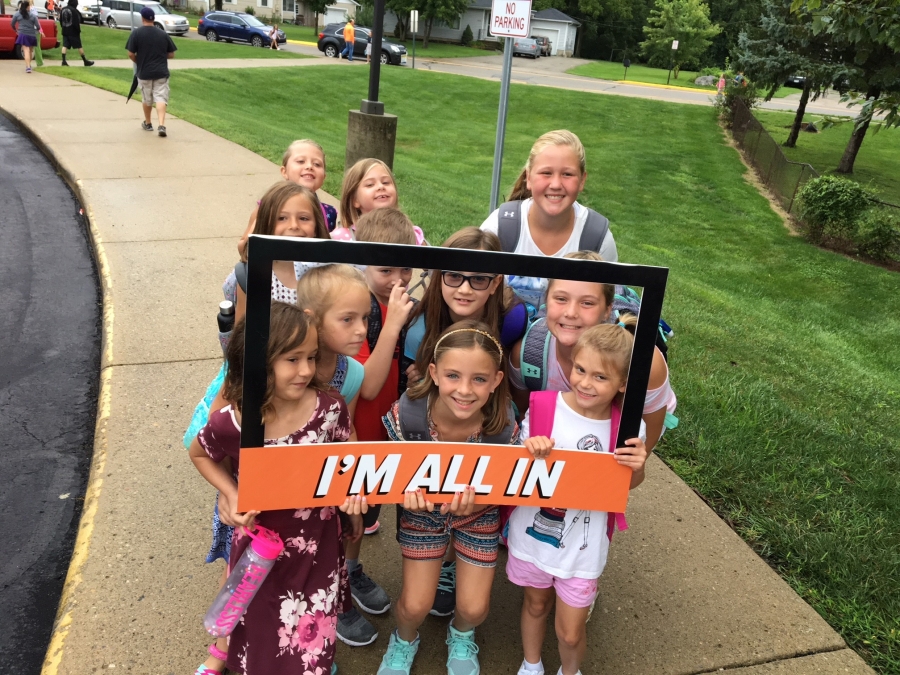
[258,0,268,7]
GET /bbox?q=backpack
[527,390,627,541]
[396,392,517,444]
[496,200,610,255]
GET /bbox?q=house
[381,0,580,56]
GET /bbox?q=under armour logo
[503,211,515,218]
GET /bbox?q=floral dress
[197,392,353,675]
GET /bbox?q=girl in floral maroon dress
[190,302,364,675]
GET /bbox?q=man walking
[125,6,176,137]
[59,0,94,66]
[340,17,355,61]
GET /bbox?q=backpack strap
[519,318,552,392]
[500,300,528,348]
[234,261,248,294]
[497,200,523,253]
[528,390,558,438]
[481,403,518,444]
[340,357,364,402]
[606,400,628,539]
[397,392,430,442]
[577,209,611,254]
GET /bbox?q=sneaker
[332,664,337,675]
[378,631,419,675]
[349,564,390,614]
[516,661,544,675]
[446,624,479,675]
[84,59,95,66]
[26,67,31,73]
[61,60,69,66]
[336,607,378,647]
[158,125,167,137]
[364,521,381,535]
[585,598,596,623]
[141,121,153,131]
[430,560,456,617]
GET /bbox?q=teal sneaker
[378,630,420,675]
[446,624,480,675]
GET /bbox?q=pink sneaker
[364,521,381,535]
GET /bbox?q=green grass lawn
[398,39,497,59]
[46,64,900,673]
[755,109,900,206]
[568,60,794,98]
[42,23,306,59]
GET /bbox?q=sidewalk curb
[0,104,115,675]
[618,78,716,93]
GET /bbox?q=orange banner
[238,442,632,513]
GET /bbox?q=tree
[387,0,420,40]
[306,0,329,30]
[706,0,764,67]
[533,0,633,57]
[793,0,900,173]
[735,0,850,147]
[640,0,721,77]
[420,0,468,47]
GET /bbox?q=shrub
[854,209,900,262]
[461,24,473,46]
[244,5,254,14]
[355,5,373,27]
[797,176,873,243]
[715,79,761,127]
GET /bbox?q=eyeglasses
[441,271,498,291]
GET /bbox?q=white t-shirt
[481,199,618,309]
[507,392,645,580]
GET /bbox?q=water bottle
[217,300,235,334]
[203,525,284,637]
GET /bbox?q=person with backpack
[509,319,648,675]
[480,130,617,315]
[59,0,94,67]
[377,321,519,675]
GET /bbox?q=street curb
[0,103,115,675]
[618,78,716,93]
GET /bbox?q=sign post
[666,39,678,85]
[488,0,531,212]
[410,10,418,69]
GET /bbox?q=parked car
[198,11,285,47]
[531,35,550,56]
[75,1,103,25]
[784,74,807,88]
[100,0,189,35]
[512,37,539,59]
[0,11,58,56]
[317,22,407,66]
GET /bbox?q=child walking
[189,302,365,675]
[508,319,648,675]
[378,321,519,675]
[332,158,426,245]
[331,208,419,647]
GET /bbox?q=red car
[0,11,59,57]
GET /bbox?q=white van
[100,0,189,35]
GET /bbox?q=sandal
[194,643,227,675]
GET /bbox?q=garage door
[529,26,559,54]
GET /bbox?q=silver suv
[101,0,189,34]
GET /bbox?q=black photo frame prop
[240,236,668,450]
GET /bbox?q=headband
[434,328,504,359]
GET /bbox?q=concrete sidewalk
[0,62,875,675]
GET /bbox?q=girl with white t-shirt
[508,318,648,675]
[480,130,618,311]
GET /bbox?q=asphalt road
[0,114,100,675]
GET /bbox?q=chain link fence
[730,98,819,214]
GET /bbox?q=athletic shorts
[399,506,500,568]
[139,77,170,105]
[506,552,599,608]
[62,35,82,49]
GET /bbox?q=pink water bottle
[203,525,284,637]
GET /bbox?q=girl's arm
[235,284,247,325]
[642,347,670,453]
[360,284,413,400]
[188,437,259,528]
[615,437,648,489]
[346,392,359,442]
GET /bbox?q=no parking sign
[490,0,532,38]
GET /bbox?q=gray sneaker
[336,607,378,647]
[349,564,391,614]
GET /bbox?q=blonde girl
[332,158,426,245]
[509,251,676,452]
[190,302,364,675]
[480,130,618,313]
[238,140,337,258]
[509,319,648,675]
[378,321,518,675]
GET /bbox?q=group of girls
[186,129,677,675]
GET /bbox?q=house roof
[532,8,579,25]
[468,0,492,9]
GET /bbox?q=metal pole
[412,27,415,69]
[489,36,514,212]
[361,0,384,114]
